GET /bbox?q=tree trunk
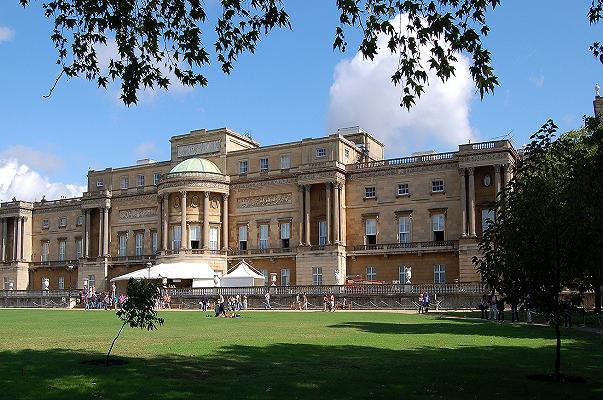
[554,319,561,381]
[594,279,601,314]
[107,322,126,366]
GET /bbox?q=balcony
[346,240,458,255]
[348,152,457,171]
[458,140,513,153]
[31,259,80,268]
[229,247,296,258]
[109,255,157,265]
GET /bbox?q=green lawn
[0,309,602,399]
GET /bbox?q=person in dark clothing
[497,297,505,322]
[509,295,520,322]
[563,298,573,328]
[479,294,488,319]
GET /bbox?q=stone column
[333,183,340,244]
[0,218,6,262]
[468,167,476,236]
[162,195,169,251]
[459,168,467,237]
[304,184,311,245]
[13,218,17,260]
[180,191,187,250]
[84,210,90,257]
[298,185,305,246]
[494,164,502,197]
[203,191,210,249]
[502,163,510,187]
[103,207,109,256]
[222,194,229,251]
[156,196,162,254]
[16,216,22,261]
[325,183,331,244]
[98,208,103,257]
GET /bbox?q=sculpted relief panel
[237,193,292,209]
[177,140,221,157]
[119,207,158,220]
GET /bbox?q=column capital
[467,166,475,176]
[157,194,164,202]
[222,193,229,200]
[180,190,187,196]
[204,191,210,198]
[458,167,466,176]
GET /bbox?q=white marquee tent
[221,260,266,287]
[110,262,218,288]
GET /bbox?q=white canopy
[221,260,266,287]
[110,262,217,287]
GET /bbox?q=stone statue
[596,83,601,97]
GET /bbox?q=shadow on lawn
[328,318,575,340]
[1,339,602,400]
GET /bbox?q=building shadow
[1,339,602,399]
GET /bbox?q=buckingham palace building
[0,126,517,291]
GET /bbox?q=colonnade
[0,216,26,262]
[298,182,343,246]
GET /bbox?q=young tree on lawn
[473,120,585,381]
[107,278,164,365]
[16,1,603,106]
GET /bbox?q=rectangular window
[153,172,161,185]
[261,269,269,286]
[88,274,95,288]
[432,214,445,241]
[76,238,83,259]
[434,264,446,284]
[41,242,49,262]
[172,226,182,250]
[120,176,129,189]
[366,266,377,281]
[76,215,84,226]
[280,222,291,248]
[312,267,323,285]
[58,276,65,290]
[152,231,158,254]
[259,224,269,249]
[365,218,377,245]
[119,234,127,256]
[365,187,376,198]
[239,160,248,175]
[482,209,495,234]
[344,148,350,160]
[280,154,291,170]
[59,217,67,228]
[137,174,145,187]
[238,225,248,250]
[189,225,201,249]
[58,240,66,262]
[399,266,412,284]
[135,232,144,256]
[260,158,269,172]
[42,219,49,230]
[432,179,444,192]
[398,216,411,243]
[281,268,290,286]
[316,148,326,158]
[96,179,104,188]
[397,183,409,196]
[210,227,219,251]
[318,221,327,246]
[4,277,13,290]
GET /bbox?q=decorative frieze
[237,193,292,209]
[232,178,294,189]
[177,140,221,157]
[347,162,456,180]
[118,207,158,220]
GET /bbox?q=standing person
[423,291,430,313]
[202,294,208,312]
[563,297,573,328]
[497,296,505,322]
[296,293,302,310]
[479,294,488,319]
[509,295,520,322]
[330,294,335,312]
[489,293,498,321]
[342,297,347,310]
[215,294,226,317]
[264,291,271,310]
[243,294,248,310]
[303,292,308,310]
[323,294,328,312]
[235,294,241,311]
[418,293,424,314]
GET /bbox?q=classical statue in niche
[173,196,181,209]
[210,199,219,209]
[191,195,199,208]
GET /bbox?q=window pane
[238,226,248,241]
[280,223,291,239]
[135,233,143,256]
[210,227,219,250]
[365,219,377,235]
[280,155,290,169]
[281,268,290,286]
[318,221,327,245]
[189,225,201,241]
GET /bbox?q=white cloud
[529,73,545,88]
[0,158,86,202]
[0,26,15,44]
[327,15,475,157]
[0,145,64,173]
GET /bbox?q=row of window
[118,232,159,256]
[96,172,162,189]
[238,222,291,250]
[364,180,445,199]
[41,239,83,262]
[42,216,84,230]
[238,148,329,175]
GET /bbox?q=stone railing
[349,152,456,170]
[32,259,80,267]
[110,255,156,264]
[347,240,457,252]
[458,140,513,152]
[229,247,295,256]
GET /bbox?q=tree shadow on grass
[1,340,602,400]
[328,318,591,341]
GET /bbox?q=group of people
[479,293,521,322]
[212,294,245,317]
[81,285,127,311]
[417,292,431,313]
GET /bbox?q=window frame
[58,276,65,290]
[397,183,410,196]
[209,226,219,251]
[135,232,144,256]
[432,213,445,241]
[366,266,377,281]
[137,174,145,187]
[58,240,66,262]
[399,266,412,284]
[259,157,269,173]
[312,267,323,285]
[259,223,269,250]
[280,222,291,248]
[58,217,67,228]
[280,268,290,286]
[172,226,182,250]
[96,178,104,188]
[365,218,377,245]
[120,175,129,189]
[364,186,376,199]
[398,216,411,243]
[75,238,83,259]
[42,219,49,230]
[119,233,128,256]
[41,241,49,262]
[280,154,291,170]
[153,172,161,186]
[239,160,249,175]
[431,179,445,193]
[318,220,327,246]
[434,264,446,284]
[238,225,248,250]
[315,148,327,158]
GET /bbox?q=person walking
[418,293,424,314]
[303,292,308,310]
[243,294,248,310]
[323,294,328,312]
[296,293,302,310]
[423,291,430,313]
[330,294,336,312]
[489,293,498,321]
[264,291,271,310]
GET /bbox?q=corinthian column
[325,183,331,244]
[98,209,103,257]
[84,210,90,257]
[203,191,210,249]
[298,185,305,246]
[459,168,467,237]
[180,191,187,250]
[16,216,22,261]
[103,207,109,256]
[333,182,340,244]
[222,194,229,251]
[468,167,476,237]
[162,195,169,251]
[494,164,502,197]
[304,185,311,245]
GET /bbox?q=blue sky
[0,0,601,201]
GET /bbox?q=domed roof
[169,158,222,174]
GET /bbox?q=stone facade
[0,127,517,290]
